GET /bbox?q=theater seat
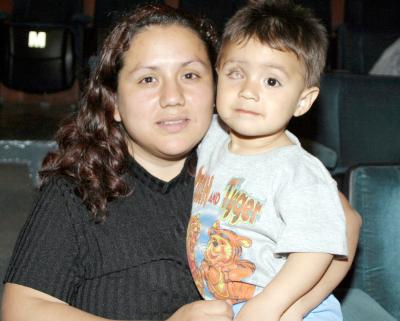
[337,164,400,321]
[345,0,400,32]
[1,0,85,93]
[92,0,163,56]
[337,25,400,74]
[288,72,400,189]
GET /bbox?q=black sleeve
[3,178,84,303]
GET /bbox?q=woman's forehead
[122,25,211,69]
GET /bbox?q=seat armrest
[300,138,338,169]
[336,288,396,321]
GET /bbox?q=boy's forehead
[218,38,306,78]
[220,38,298,63]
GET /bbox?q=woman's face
[114,25,214,166]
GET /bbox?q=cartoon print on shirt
[188,220,256,303]
[189,166,263,302]
[186,214,205,295]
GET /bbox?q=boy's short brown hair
[219,0,327,87]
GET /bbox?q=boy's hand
[167,300,233,321]
[280,307,303,321]
[234,294,279,321]
[235,252,333,321]
[280,315,302,321]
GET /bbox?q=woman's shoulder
[40,174,75,195]
[38,175,85,214]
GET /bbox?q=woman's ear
[294,86,320,117]
[112,94,122,122]
[113,106,121,122]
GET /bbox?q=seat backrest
[93,0,163,52]
[288,72,400,176]
[0,0,84,93]
[347,164,400,320]
[12,0,83,25]
[345,0,400,31]
[293,0,331,33]
[3,25,75,93]
[337,25,400,74]
[179,0,246,35]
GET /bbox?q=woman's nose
[159,80,185,108]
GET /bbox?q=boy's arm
[234,252,333,321]
[280,192,362,321]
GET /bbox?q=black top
[4,155,201,320]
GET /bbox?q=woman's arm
[281,192,362,320]
[1,283,233,321]
[2,283,111,321]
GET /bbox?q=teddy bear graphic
[200,221,256,303]
[186,214,205,295]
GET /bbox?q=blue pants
[232,294,342,321]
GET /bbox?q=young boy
[186,1,348,320]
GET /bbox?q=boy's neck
[228,129,293,155]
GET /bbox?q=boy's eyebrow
[220,59,246,67]
[221,59,290,77]
[261,63,290,77]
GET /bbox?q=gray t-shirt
[187,116,348,303]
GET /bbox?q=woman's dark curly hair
[40,4,219,222]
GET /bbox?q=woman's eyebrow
[128,59,209,74]
[128,64,157,75]
[182,59,209,68]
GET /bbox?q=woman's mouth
[157,118,190,133]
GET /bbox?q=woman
[1,4,360,321]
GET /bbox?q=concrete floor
[0,86,76,302]
[0,164,37,300]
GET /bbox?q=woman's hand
[166,300,233,321]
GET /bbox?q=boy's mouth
[235,108,260,116]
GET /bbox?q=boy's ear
[294,87,320,117]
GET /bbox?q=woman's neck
[131,151,187,182]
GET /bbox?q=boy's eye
[265,78,281,87]
[226,70,243,79]
[139,76,156,84]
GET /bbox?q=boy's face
[216,38,318,144]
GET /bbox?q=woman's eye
[183,72,199,80]
[265,78,281,87]
[139,76,155,84]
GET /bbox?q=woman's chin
[156,140,197,161]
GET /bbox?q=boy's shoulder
[275,132,336,186]
[199,115,229,149]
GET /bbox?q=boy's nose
[239,79,259,101]
[160,80,185,108]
